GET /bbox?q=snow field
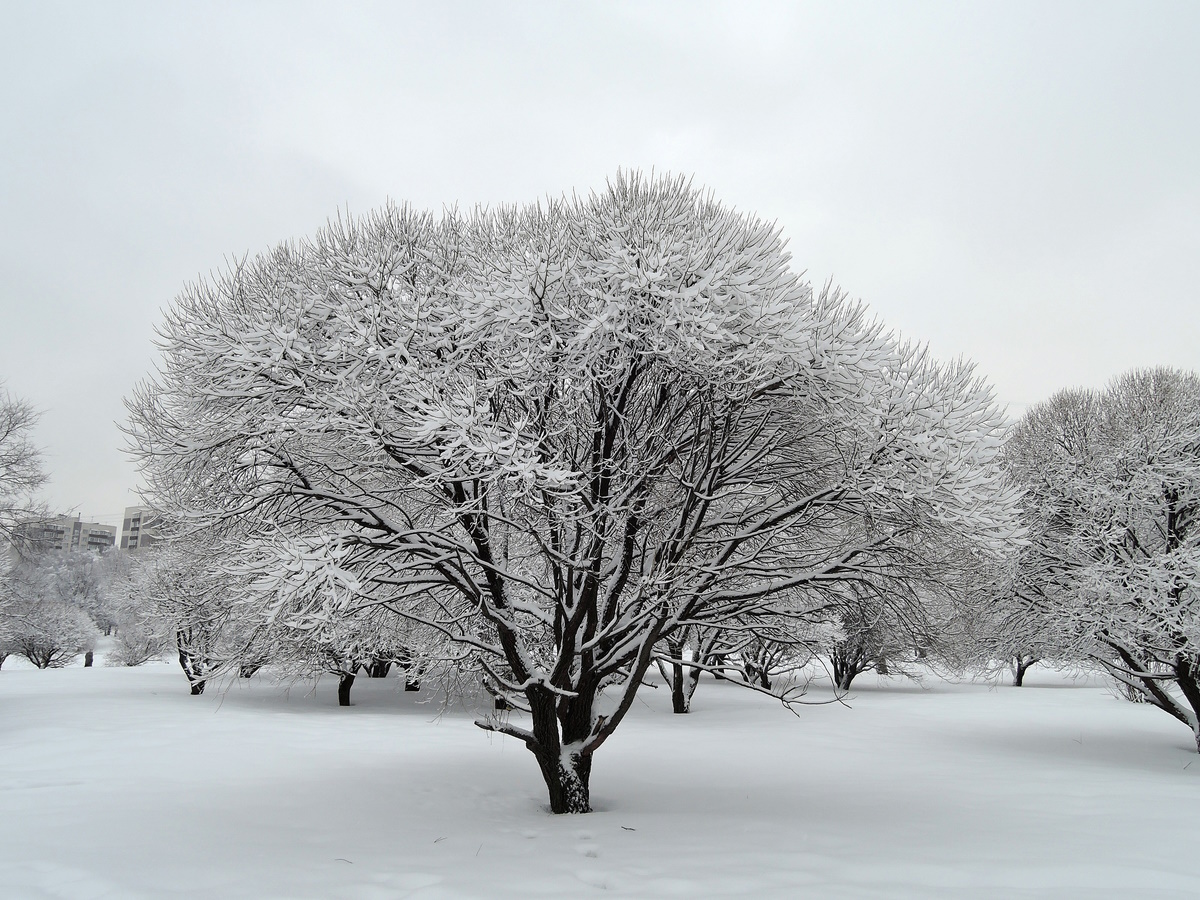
[2,661,1199,899]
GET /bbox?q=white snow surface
[2,657,1199,899]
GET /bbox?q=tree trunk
[176,633,207,695]
[534,746,592,814]
[1011,653,1037,687]
[1173,660,1200,754]
[831,644,867,691]
[84,650,94,667]
[524,685,595,813]
[337,672,355,706]
[365,658,392,678]
[404,677,421,691]
[670,661,690,713]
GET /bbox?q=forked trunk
[1012,652,1032,686]
[84,650,94,667]
[831,644,867,691]
[176,632,208,695]
[524,685,597,813]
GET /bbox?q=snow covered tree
[127,173,1021,812]
[964,568,1063,687]
[1006,369,1200,749]
[253,572,428,706]
[0,384,47,555]
[0,551,110,668]
[99,552,165,666]
[1,563,97,668]
[123,539,244,694]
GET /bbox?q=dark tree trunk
[526,686,593,813]
[831,643,869,691]
[535,749,592,814]
[176,632,207,695]
[404,677,421,691]
[364,658,392,678]
[1013,655,1035,687]
[337,672,355,706]
[876,654,889,676]
[742,663,770,690]
[670,661,690,713]
[1173,659,1200,754]
[84,650,94,667]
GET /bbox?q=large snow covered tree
[127,173,1020,812]
[1005,369,1200,749]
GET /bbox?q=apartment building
[120,506,160,553]
[14,515,117,556]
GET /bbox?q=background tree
[123,538,244,694]
[0,385,47,555]
[1006,369,1200,749]
[99,551,165,667]
[1,561,97,668]
[128,173,1022,812]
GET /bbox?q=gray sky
[2,0,1197,523]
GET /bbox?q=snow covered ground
[2,657,1199,899]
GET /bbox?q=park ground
[2,653,1199,899]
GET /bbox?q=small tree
[0,385,48,556]
[124,540,241,694]
[2,554,99,668]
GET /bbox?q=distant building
[120,506,160,553]
[14,514,117,557]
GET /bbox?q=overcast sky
[1,0,1197,523]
